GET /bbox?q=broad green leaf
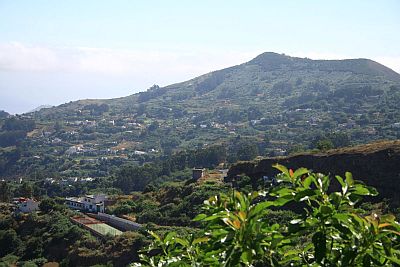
[293,167,309,179]
[271,187,295,197]
[284,249,301,257]
[272,194,293,207]
[174,237,189,247]
[365,185,378,196]
[249,191,259,199]
[294,188,316,202]
[202,213,224,221]
[193,213,208,221]
[210,229,229,238]
[164,232,176,243]
[148,230,161,242]
[303,175,314,188]
[192,236,210,245]
[240,250,252,264]
[248,201,273,219]
[270,223,280,230]
[335,175,345,187]
[350,184,378,196]
[321,174,330,192]
[234,191,247,210]
[273,163,289,176]
[332,213,352,223]
[345,172,354,186]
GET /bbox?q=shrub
[135,165,400,266]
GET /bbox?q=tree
[114,164,158,193]
[0,230,22,257]
[0,181,12,202]
[17,182,33,198]
[39,198,57,213]
[316,138,334,151]
[54,121,62,132]
[228,138,259,162]
[2,117,35,132]
[327,132,350,148]
[0,130,27,147]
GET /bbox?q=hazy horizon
[1,0,399,114]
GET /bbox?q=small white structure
[66,146,79,155]
[65,194,106,213]
[14,198,40,213]
[134,150,147,155]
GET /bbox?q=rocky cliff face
[226,140,400,206]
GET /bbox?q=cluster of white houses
[12,168,208,215]
[9,194,107,214]
[65,194,106,213]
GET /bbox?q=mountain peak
[247,52,400,81]
[249,52,290,63]
[247,52,295,71]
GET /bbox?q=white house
[14,198,40,213]
[65,194,106,213]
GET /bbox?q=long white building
[65,194,106,213]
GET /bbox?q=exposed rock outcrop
[226,140,400,206]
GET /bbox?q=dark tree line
[0,117,36,147]
[114,145,228,193]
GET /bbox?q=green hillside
[1,52,400,178]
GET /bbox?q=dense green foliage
[137,166,400,266]
[108,179,230,226]
[0,205,148,266]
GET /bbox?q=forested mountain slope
[1,52,400,178]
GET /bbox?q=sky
[0,0,399,114]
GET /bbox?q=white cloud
[0,42,255,78]
[0,42,398,85]
[0,42,60,71]
[1,43,399,114]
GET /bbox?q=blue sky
[1,0,399,113]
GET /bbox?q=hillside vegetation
[1,52,400,181]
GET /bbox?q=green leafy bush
[135,165,400,266]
